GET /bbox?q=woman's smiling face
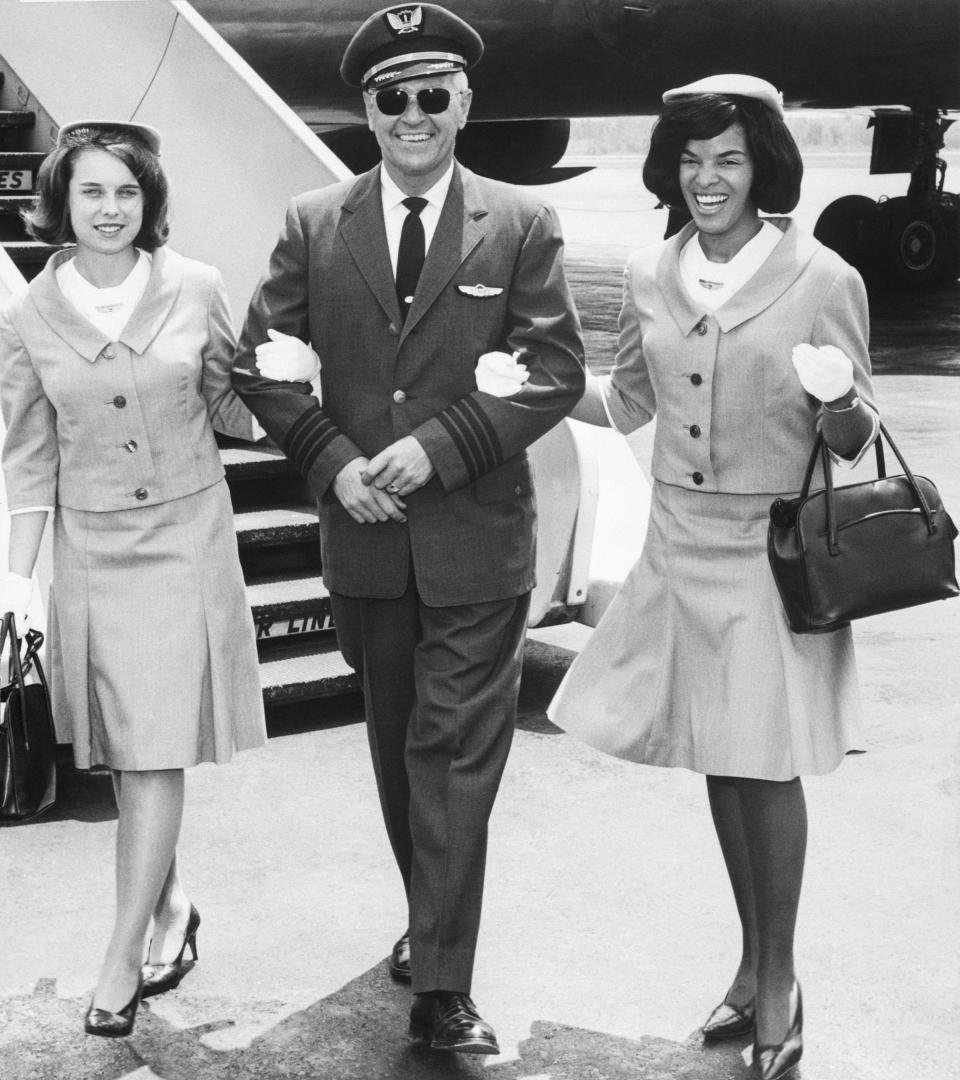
[67,148,143,259]
[679,122,759,250]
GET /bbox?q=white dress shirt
[380,162,455,277]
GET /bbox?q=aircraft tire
[882,199,957,288]
[813,194,880,280]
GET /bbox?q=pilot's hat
[662,74,784,117]
[340,3,483,91]
[57,120,162,155]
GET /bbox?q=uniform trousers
[331,579,530,995]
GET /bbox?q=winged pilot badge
[457,284,505,298]
[386,6,423,35]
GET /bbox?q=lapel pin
[457,284,503,298]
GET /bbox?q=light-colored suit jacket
[0,246,255,512]
[234,163,585,606]
[605,220,876,494]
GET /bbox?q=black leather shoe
[752,981,803,1080]
[409,992,500,1055]
[141,904,200,999]
[389,930,411,983]
[84,975,143,1038]
[702,997,756,1039]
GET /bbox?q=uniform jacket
[605,219,876,494]
[0,246,255,512]
[234,163,585,606]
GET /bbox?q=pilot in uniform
[233,2,585,1054]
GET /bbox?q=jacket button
[689,424,701,438]
[393,390,407,404]
[113,395,127,408]
[695,320,708,336]
[388,323,398,336]
[514,484,522,495]
[690,373,703,386]
[692,471,704,485]
[102,347,116,359]
[124,440,138,453]
[134,487,148,500]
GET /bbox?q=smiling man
[232,2,584,1056]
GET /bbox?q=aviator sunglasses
[373,87,462,115]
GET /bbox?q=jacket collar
[658,219,819,335]
[339,161,488,340]
[27,245,183,360]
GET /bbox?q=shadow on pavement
[0,966,759,1080]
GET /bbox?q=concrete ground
[2,159,959,1079]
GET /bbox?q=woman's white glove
[790,343,854,403]
[1,571,33,630]
[475,350,529,398]
[255,329,321,382]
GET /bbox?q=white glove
[475,350,529,398]
[791,343,854,403]
[255,329,320,382]
[1,571,33,631]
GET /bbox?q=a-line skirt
[548,480,865,781]
[48,480,267,771]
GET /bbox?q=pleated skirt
[548,481,865,780]
[48,480,267,771]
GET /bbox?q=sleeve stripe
[285,407,341,475]
[437,397,503,481]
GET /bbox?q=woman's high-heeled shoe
[702,996,756,1039]
[141,903,201,999]
[84,974,143,1038]
[752,980,803,1080]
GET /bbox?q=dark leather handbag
[0,613,57,823]
[768,422,959,633]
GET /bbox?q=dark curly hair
[23,126,169,250]
[642,94,803,214]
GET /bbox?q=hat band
[362,50,466,88]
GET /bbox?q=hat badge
[386,6,423,35]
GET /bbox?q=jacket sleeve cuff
[413,396,505,492]
[281,405,364,498]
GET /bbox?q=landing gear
[814,109,959,289]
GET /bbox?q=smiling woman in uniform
[549,75,879,1080]
[0,121,266,1038]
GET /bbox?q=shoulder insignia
[457,284,504,298]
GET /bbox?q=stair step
[248,574,334,640]
[0,111,35,131]
[0,195,32,214]
[259,640,358,703]
[235,506,319,547]
[221,442,297,479]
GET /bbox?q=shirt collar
[380,161,455,213]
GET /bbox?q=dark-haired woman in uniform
[0,121,265,1037]
[549,76,879,1079]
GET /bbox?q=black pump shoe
[752,981,803,1080]
[141,904,201,999]
[84,975,143,1038]
[702,997,756,1039]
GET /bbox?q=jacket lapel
[340,167,402,325]
[28,250,110,362]
[400,163,486,343]
[120,246,183,355]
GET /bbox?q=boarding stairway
[0,68,357,708]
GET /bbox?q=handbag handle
[799,422,938,556]
[0,612,32,748]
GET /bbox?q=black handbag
[0,612,57,822]
[768,422,959,633]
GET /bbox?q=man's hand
[361,436,435,497]
[333,459,407,523]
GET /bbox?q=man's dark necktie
[395,196,428,321]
